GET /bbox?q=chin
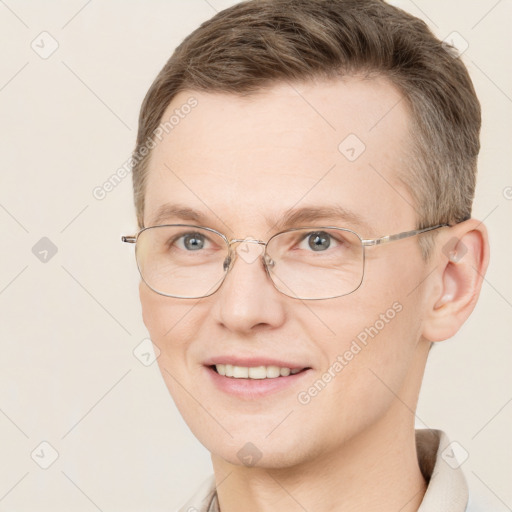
[193,424,320,470]
[211,444,310,470]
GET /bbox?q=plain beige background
[0,0,511,510]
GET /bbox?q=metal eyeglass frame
[121,223,449,300]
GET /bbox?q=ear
[421,219,490,342]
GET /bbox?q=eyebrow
[149,203,372,234]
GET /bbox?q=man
[122,0,490,510]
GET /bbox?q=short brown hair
[131,0,481,257]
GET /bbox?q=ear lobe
[422,220,490,342]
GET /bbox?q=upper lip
[203,356,311,370]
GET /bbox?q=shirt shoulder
[416,429,468,512]
[416,429,504,512]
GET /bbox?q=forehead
[144,76,415,235]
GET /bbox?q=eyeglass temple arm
[361,224,449,247]
[121,236,136,243]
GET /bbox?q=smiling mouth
[209,364,311,379]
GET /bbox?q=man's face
[139,77,432,468]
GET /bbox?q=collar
[180,429,469,512]
[416,429,469,511]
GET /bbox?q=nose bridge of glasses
[225,238,268,267]
[228,238,266,246]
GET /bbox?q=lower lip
[204,366,312,399]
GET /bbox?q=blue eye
[300,231,340,252]
[307,231,331,251]
[166,232,209,252]
[181,233,206,251]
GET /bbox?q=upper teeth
[215,364,303,379]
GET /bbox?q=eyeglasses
[121,223,448,300]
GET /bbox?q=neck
[211,413,427,512]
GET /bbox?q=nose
[212,239,287,333]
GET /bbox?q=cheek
[139,283,202,419]
[139,281,205,377]
[298,264,424,432]
[139,282,189,341]
[139,282,193,371]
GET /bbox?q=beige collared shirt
[179,429,482,512]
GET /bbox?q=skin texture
[138,76,489,511]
